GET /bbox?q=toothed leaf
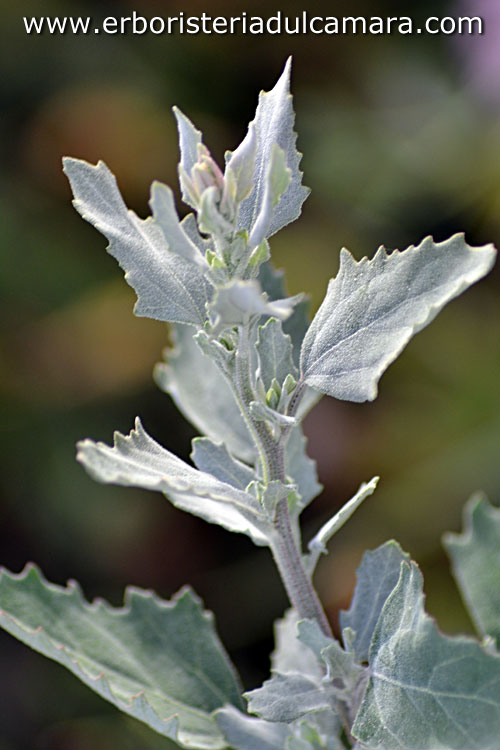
[77,419,271,546]
[0,565,243,748]
[301,234,496,402]
[352,561,500,749]
[63,158,211,325]
[237,59,309,241]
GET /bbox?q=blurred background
[1,0,499,747]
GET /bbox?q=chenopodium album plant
[1,59,500,750]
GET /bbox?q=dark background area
[1,0,499,747]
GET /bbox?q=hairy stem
[231,324,332,636]
[271,498,333,636]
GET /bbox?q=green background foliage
[1,0,499,747]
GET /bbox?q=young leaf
[236,59,309,242]
[297,620,367,704]
[245,673,334,723]
[155,324,255,463]
[77,418,271,546]
[0,565,243,748]
[208,280,299,332]
[339,541,409,663]
[215,706,290,750]
[225,123,257,204]
[352,561,500,750]
[307,478,379,572]
[149,181,208,268]
[300,234,496,402]
[173,107,203,210]
[191,437,256,491]
[444,494,500,648]
[63,158,211,326]
[257,318,298,392]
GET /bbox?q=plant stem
[271,498,333,636]
[232,323,332,636]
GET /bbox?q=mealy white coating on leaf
[0,565,243,748]
[245,672,334,724]
[76,418,271,546]
[340,541,409,663]
[248,144,291,248]
[149,181,208,268]
[256,318,298,392]
[155,324,255,463]
[63,158,211,326]
[191,438,256,491]
[353,561,500,749]
[236,58,309,241]
[300,234,497,402]
[444,493,500,648]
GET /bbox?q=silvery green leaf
[191,438,256,491]
[225,123,257,204]
[149,181,208,268]
[173,107,203,209]
[352,561,500,749]
[154,324,255,462]
[63,158,211,326]
[208,280,298,332]
[237,58,309,240]
[340,541,409,663]
[249,145,291,249]
[77,418,270,546]
[0,565,243,748]
[257,318,298,392]
[285,427,322,512]
[307,478,379,573]
[245,673,334,724]
[272,610,324,680]
[444,494,500,648]
[300,234,497,402]
[215,706,290,750]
